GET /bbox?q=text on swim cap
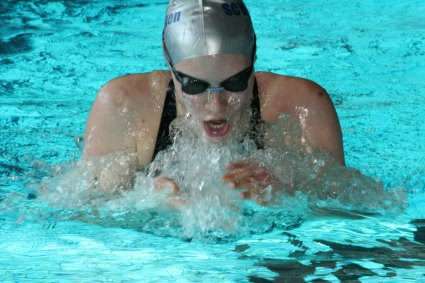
[165,2,248,27]
[165,11,181,26]
[222,2,249,16]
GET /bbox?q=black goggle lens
[175,66,252,95]
[178,75,210,95]
[220,67,251,92]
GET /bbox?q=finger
[240,188,269,206]
[255,198,269,206]
[226,160,254,170]
[256,170,273,187]
[167,196,186,209]
[154,176,180,194]
[224,168,264,188]
[243,166,275,187]
[223,172,254,189]
[239,190,262,201]
[230,181,261,196]
[223,167,269,188]
[231,176,258,189]
[169,181,180,194]
[228,162,268,176]
[239,191,251,199]
[223,165,258,182]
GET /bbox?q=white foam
[36,114,407,240]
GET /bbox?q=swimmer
[83,0,344,205]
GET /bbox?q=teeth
[210,123,224,129]
[208,121,226,129]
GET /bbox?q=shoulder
[83,70,172,160]
[97,70,172,109]
[255,71,345,165]
[256,71,324,92]
[255,72,331,121]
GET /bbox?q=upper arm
[83,82,137,158]
[258,73,345,165]
[82,71,171,166]
[296,81,345,165]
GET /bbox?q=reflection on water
[249,221,425,282]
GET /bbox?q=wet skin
[171,54,253,144]
[83,54,344,206]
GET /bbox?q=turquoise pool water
[1,0,425,281]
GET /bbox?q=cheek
[174,81,204,113]
[182,95,205,113]
[228,75,254,111]
[228,92,249,111]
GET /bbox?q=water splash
[27,114,408,241]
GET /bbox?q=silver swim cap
[163,0,255,65]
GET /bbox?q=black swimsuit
[151,79,262,161]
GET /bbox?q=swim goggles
[163,34,256,95]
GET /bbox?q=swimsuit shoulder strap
[152,79,176,161]
[249,77,264,149]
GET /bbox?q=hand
[153,176,185,209]
[222,160,281,205]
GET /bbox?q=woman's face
[172,54,254,143]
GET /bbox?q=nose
[205,87,228,112]
[206,86,225,101]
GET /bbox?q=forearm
[255,147,405,213]
[86,151,139,193]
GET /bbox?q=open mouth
[203,119,230,139]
